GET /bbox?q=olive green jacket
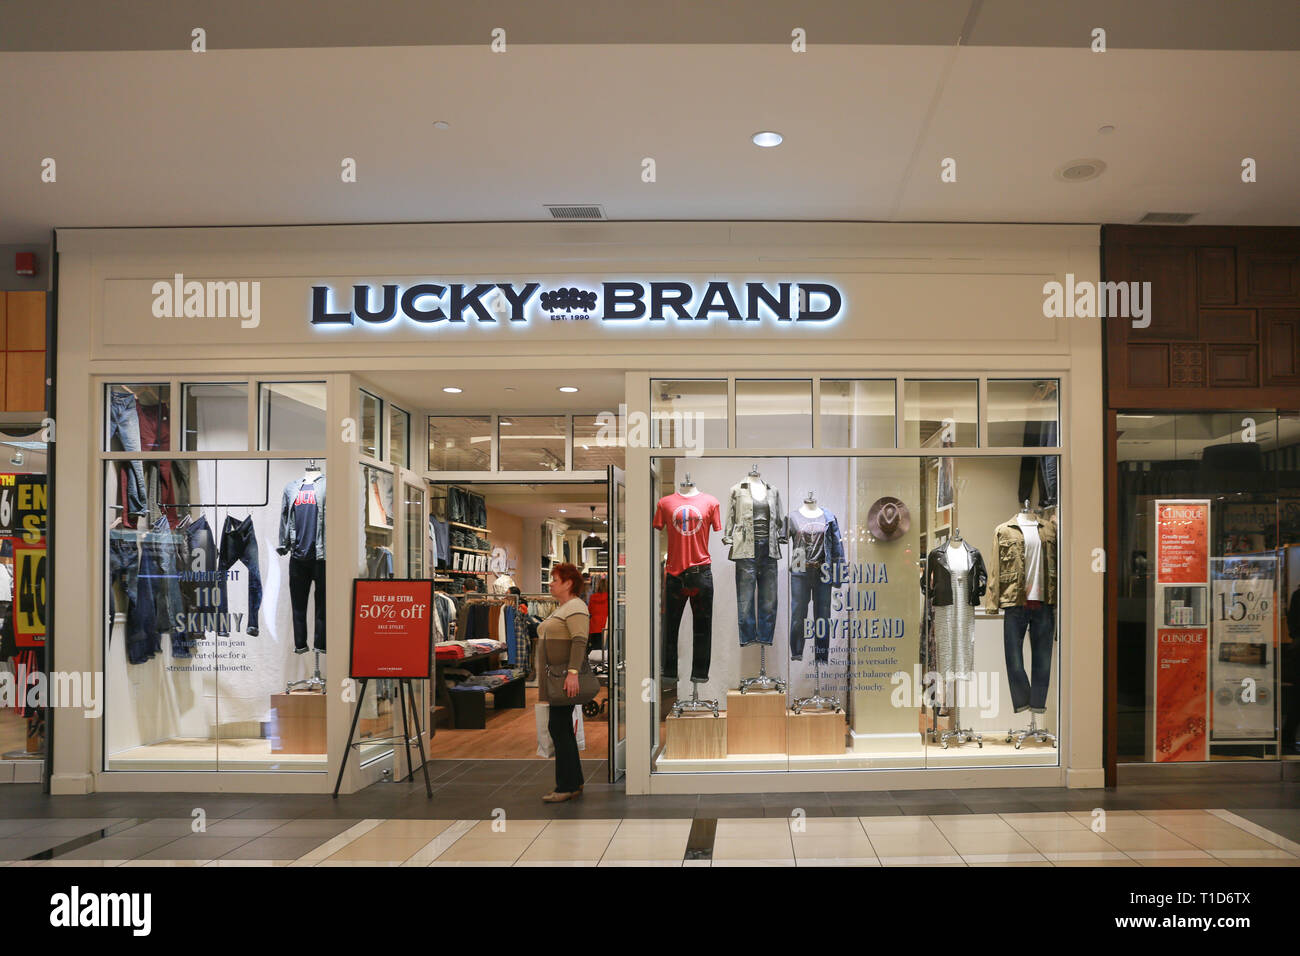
[722,480,786,560]
[984,514,1057,610]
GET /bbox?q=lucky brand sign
[310,279,845,327]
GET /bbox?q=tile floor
[3,771,1299,867]
[2,807,1298,867]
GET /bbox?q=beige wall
[54,221,1104,795]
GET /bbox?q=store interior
[426,480,613,760]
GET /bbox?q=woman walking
[539,563,591,803]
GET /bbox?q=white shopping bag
[535,702,587,756]
[535,702,553,758]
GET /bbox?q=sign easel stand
[333,678,433,798]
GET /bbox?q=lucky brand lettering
[311,280,843,326]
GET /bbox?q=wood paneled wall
[1103,226,1300,409]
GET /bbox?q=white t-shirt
[0,562,12,602]
[946,544,969,572]
[1017,516,1043,601]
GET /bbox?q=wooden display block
[726,690,787,755]
[664,712,727,759]
[269,693,327,755]
[787,709,846,756]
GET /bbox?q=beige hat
[867,496,911,541]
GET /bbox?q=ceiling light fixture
[558,508,567,513]
[10,450,23,467]
[442,386,463,394]
[557,386,579,393]
[752,131,783,148]
[433,120,450,130]
[583,506,604,551]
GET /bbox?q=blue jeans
[218,515,263,636]
[1003,603,1055,713]
[735,555,778,647]
[789,569,832,662]
[108,390,148,518]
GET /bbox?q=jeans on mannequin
[735,550,778,647]
[1003,602,1055,712]
[662,564,712,682]
[789,569,832,662]
[289,555,326,652]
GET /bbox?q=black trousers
[289,555,326,652]
[662,564,713,683]
[548,703,584,792]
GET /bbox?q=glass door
[607,465,627,780]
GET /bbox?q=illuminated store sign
[310,280,844,327]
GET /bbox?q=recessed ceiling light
[559,508,567,513]
[433,120,450,130]
[504,386,516,392]
[500,419,512,425]
[558,386,579,393]
[1098,124,1115,134]
[442,386,463,393]
[1054,158,1107,182]
[752,131,783,148]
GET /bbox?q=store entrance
[427,478,622,773]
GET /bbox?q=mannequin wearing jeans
[724,475,785,648]
[654,482,721,683]
[986,510,1058,713]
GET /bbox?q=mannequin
[653,471,721,687]
[986,501,1058,717]
[922,528,988,747]
[279,462,327,655]
[724,466,787,693]
[787,490,846,713]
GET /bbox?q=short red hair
[551,562,587,599]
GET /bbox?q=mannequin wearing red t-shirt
[653,475,721,684]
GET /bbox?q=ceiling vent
[545,204,606,221]
[1138,212,1198,224]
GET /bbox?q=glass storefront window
[1116,410,1297,764]
[903,379,978,449]
[650,451,1061,773]
[735,379,812,449]
[359,390,382,460]
[819,379,895,448]
[181,383,248,451]
[405,482,424,579]
[573,413,626,470]
[499,415,566,471]
[652,379,727,450]
[258,382,327,451]
[428,416,492,471]
[104,458,327,772]
[106,383,171,452]
[390,406,410,470]
[360,464,397,759]
[987,379,1059,449]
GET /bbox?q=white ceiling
[2,4,1298,246]
[357,369,626,415]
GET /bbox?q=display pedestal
[664,712,727,759]
[726,690,786,755]
[787,709,846,755]
[269,693,327,754]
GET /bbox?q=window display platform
[107,738,328,772]
[654,736,1059,773]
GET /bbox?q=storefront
[51,221,1104,795]
[1102,225,1300,784]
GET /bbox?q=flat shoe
[541,789,583,803]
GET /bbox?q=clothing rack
[107,458,275,511]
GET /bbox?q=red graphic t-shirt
[653,492,721,576]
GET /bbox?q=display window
[1115,410,1300,764]
[102,380,330,772]
[649,375,1063,774]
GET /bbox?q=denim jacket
[278,476,327,560]
[722,480,786,560]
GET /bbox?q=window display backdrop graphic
[105,391,327,760]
